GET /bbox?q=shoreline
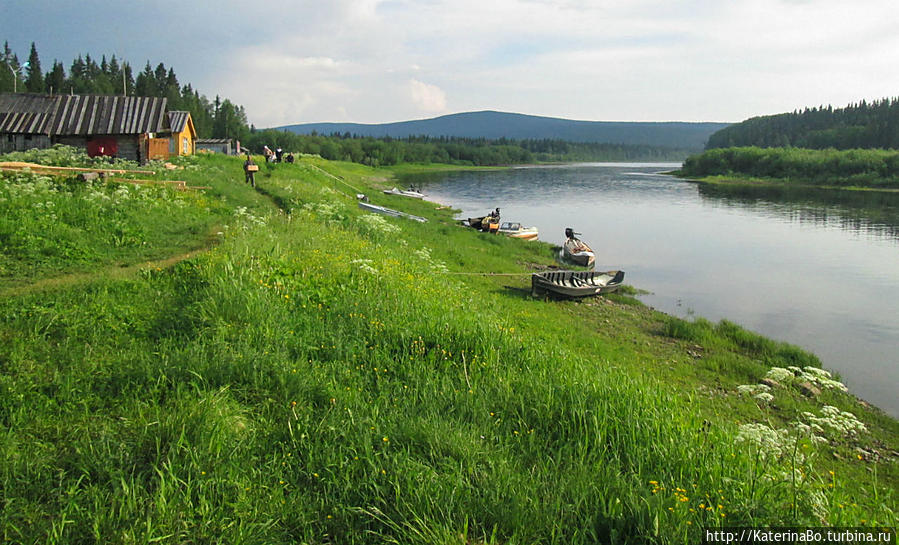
[673,172,899,193]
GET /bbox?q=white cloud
[408,79,448,114]
[10,0,899,125]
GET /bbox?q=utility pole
[5,61,15,92]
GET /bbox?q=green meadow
[1,147,896,544]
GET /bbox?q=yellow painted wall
[170,114,197,156]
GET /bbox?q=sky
[3,0,898,128]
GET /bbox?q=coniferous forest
[1,41,250,143]
[705,98,899,150]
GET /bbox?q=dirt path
[0,232,219,299]
[1,171,288,299]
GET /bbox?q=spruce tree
[45,60,66,94]
[25,42,43,92]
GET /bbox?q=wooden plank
[0,162,156,175]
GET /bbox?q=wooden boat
[383,187,425,199]
[498,222,539,240]
[562,228,595,268]
[358,201,427,222]
[531,270,624,298]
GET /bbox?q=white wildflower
[766,367,794,383]
[357,213,400,235]
[736,423,786,459]
[738,384,771,395]
[802,406,866,438]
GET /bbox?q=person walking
[243,154,257,187]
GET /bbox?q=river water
[402,163,899,418]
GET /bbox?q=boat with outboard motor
[562,227,595,267]
[498,222,539,240]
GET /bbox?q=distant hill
[275,111,730,150]
[705,97,899,150]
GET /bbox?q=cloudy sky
[3,0,898,127]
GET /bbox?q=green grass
[1,148,896,543]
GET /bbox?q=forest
[705,97,899,150]
[1,41,690,166]
[680,146,899,188]
[0,41,249,142]
[242,130,691,166]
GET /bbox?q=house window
[183,137,189,154]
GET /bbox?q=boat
[562,227,595,268]
[358,201,427,222]
[498,222,539,240]
[531,270,625,298]
[464,209,501,232]
[383,187,425,199]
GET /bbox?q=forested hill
[277,111,730,150]
[706,97,899,150]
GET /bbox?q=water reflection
[696,183,899,242]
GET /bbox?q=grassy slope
[0,151,896,544]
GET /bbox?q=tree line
[244,130,692,167]
[680,146,899,188]
[706,97,899,150]
[0,41,248,141]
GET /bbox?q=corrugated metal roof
[167,111,191,133]
[0,93,169,136]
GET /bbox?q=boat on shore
[562,227,595,267]
[358,201,427,222]
[464,208,501,232]
[498,222,539,240]
[383,187,425,199]
[531,269,624,298]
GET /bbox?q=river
[402,163,899,418]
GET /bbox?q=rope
[439,271,537,276]
[307,164,366,195]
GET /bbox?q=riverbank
[1,150,896,543]
[675,173,899,193]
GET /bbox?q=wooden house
[166,111,196,156]
[196,138,239,155]
[0,93,170,162]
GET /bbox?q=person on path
[243,154,257,187]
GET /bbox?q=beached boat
[562,228,595,267]
[465,210,501,232]
[358,201,427,222]
[531,270,624,298]
[383,187,425,199]
[498,222,539,240]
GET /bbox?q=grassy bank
[1,148,896,543]
[679,147,899,190]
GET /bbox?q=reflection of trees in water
[697,184,899,241]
